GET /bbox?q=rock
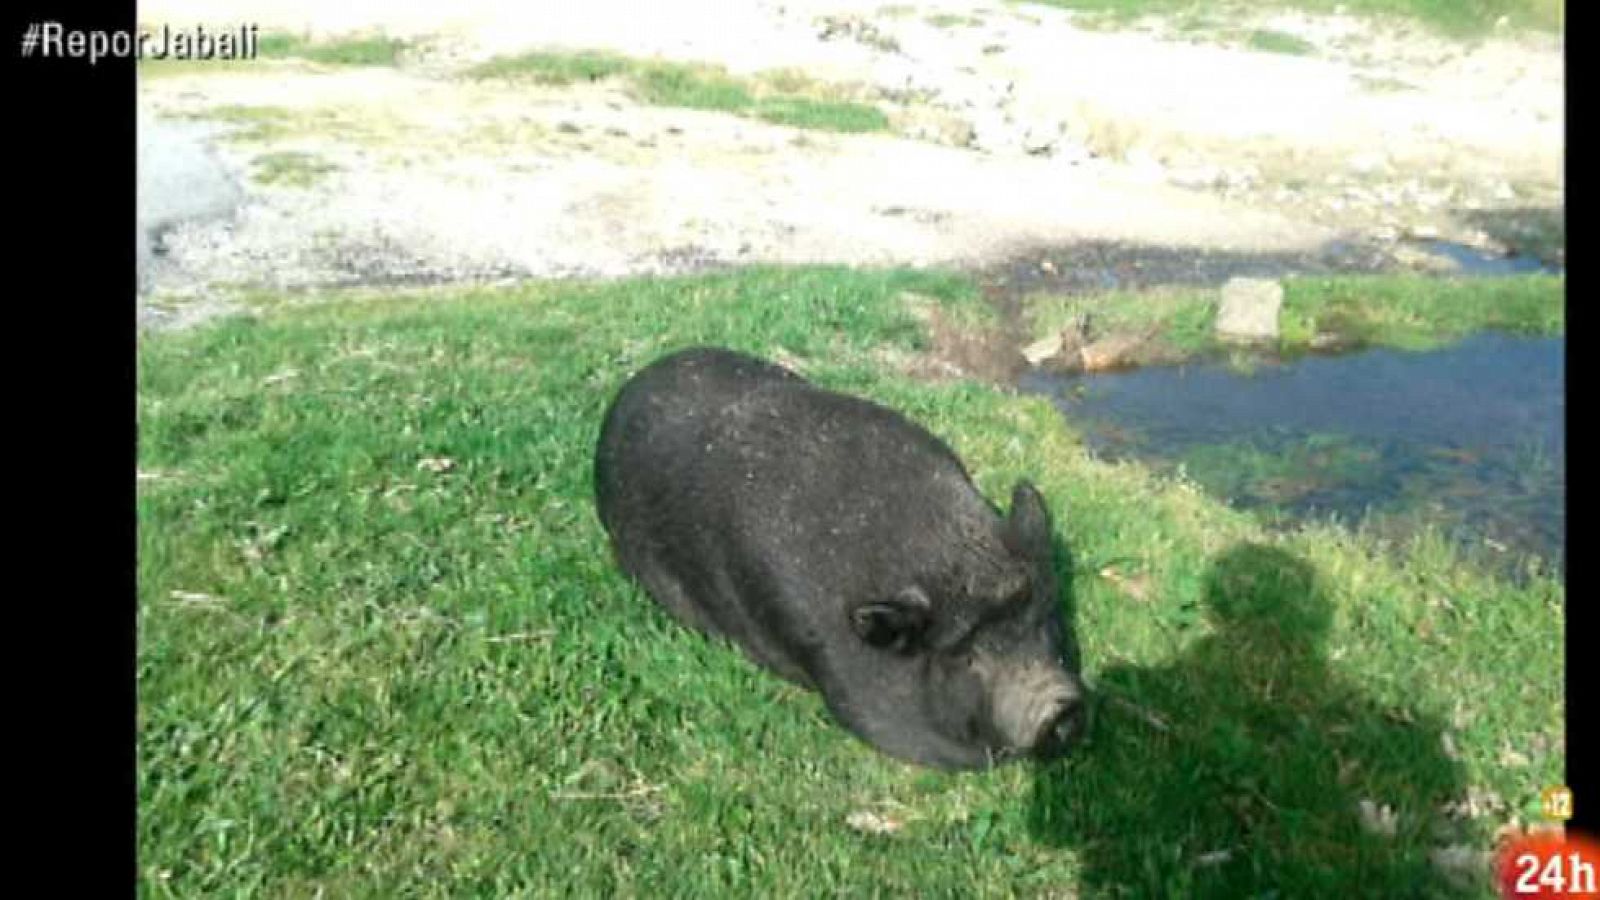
[1021,125,1058,156]
[1216,278,1283,344]
[1022,333,1064,367]
[1357,799,1399,837]
[1079,332,1148,372]
[845,810,903,835]
[1309,332,1353,352]
[1392,245,1457,273]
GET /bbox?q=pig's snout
[992,665,1088,758]
[1031,692,1087,758]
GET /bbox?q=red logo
[1498,831,1600,898]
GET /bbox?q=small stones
[845,809,904,835]
[1309,331,1356,352]
[1391,244,1457,273]
[417,456,456,473]
[1357,799,1399,837]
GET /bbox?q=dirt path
[136,0,1563,329]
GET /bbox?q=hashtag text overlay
[19,23,261,65]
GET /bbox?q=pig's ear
[851,587,932,651]
[1003,480,1053,558]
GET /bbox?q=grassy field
[1025,272,1565,359]
[139,268,1562,897]
[466,51,891,135]
[1022,0,1563,34]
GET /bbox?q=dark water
[1423,241,1561,276]
[1020,333,1565,573]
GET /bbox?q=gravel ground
[135,0,1564,330]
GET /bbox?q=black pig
[594,347,1085,769]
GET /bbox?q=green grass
[630,61,755,113]
[1177,433,1385,507]
[1022,0,1562,35]
[1027,273,1565,359]
[1246,27,1318,54]
[466,51,889,135]
[753,97,890,133]
[259,32,410,66]
[1355,74,1420,93]
[927,13,987,28]
[463,49,633,85]
[173,104,403,149]
[140,267,1560,896]
[180,105,299,143]
[140,31,410,77]
[251,151,339,188]
[1278,274,1564,351]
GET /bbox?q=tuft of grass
[139,266,1560,896]
[1278,273,1564,352]
[251,151,340,188]
[173,104,406,149]
[927,13,986,28]
[463,49,632,84]
[753,96,890,133]
[182,104,297,143]
[467,50,890,135]
[630,61,755,112]
[1027,286,1220,354]
[1246,28,1318,54]
[1027,273,1564,359]
[1355,74,1419,93]
[257,31,410,66]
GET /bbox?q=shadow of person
[1031,543,1472,898]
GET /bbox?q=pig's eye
[850,588,931,653]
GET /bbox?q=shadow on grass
[1032,543,1472,898]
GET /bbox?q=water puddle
[1419,240,1561,276]
[1020,333,1564,574]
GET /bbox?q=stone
[1078,333,1148,372]
[1022,333,1064,367]
[1215,277,1283,344]
[1392,245,1457,273]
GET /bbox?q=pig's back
[595,347,972,539]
